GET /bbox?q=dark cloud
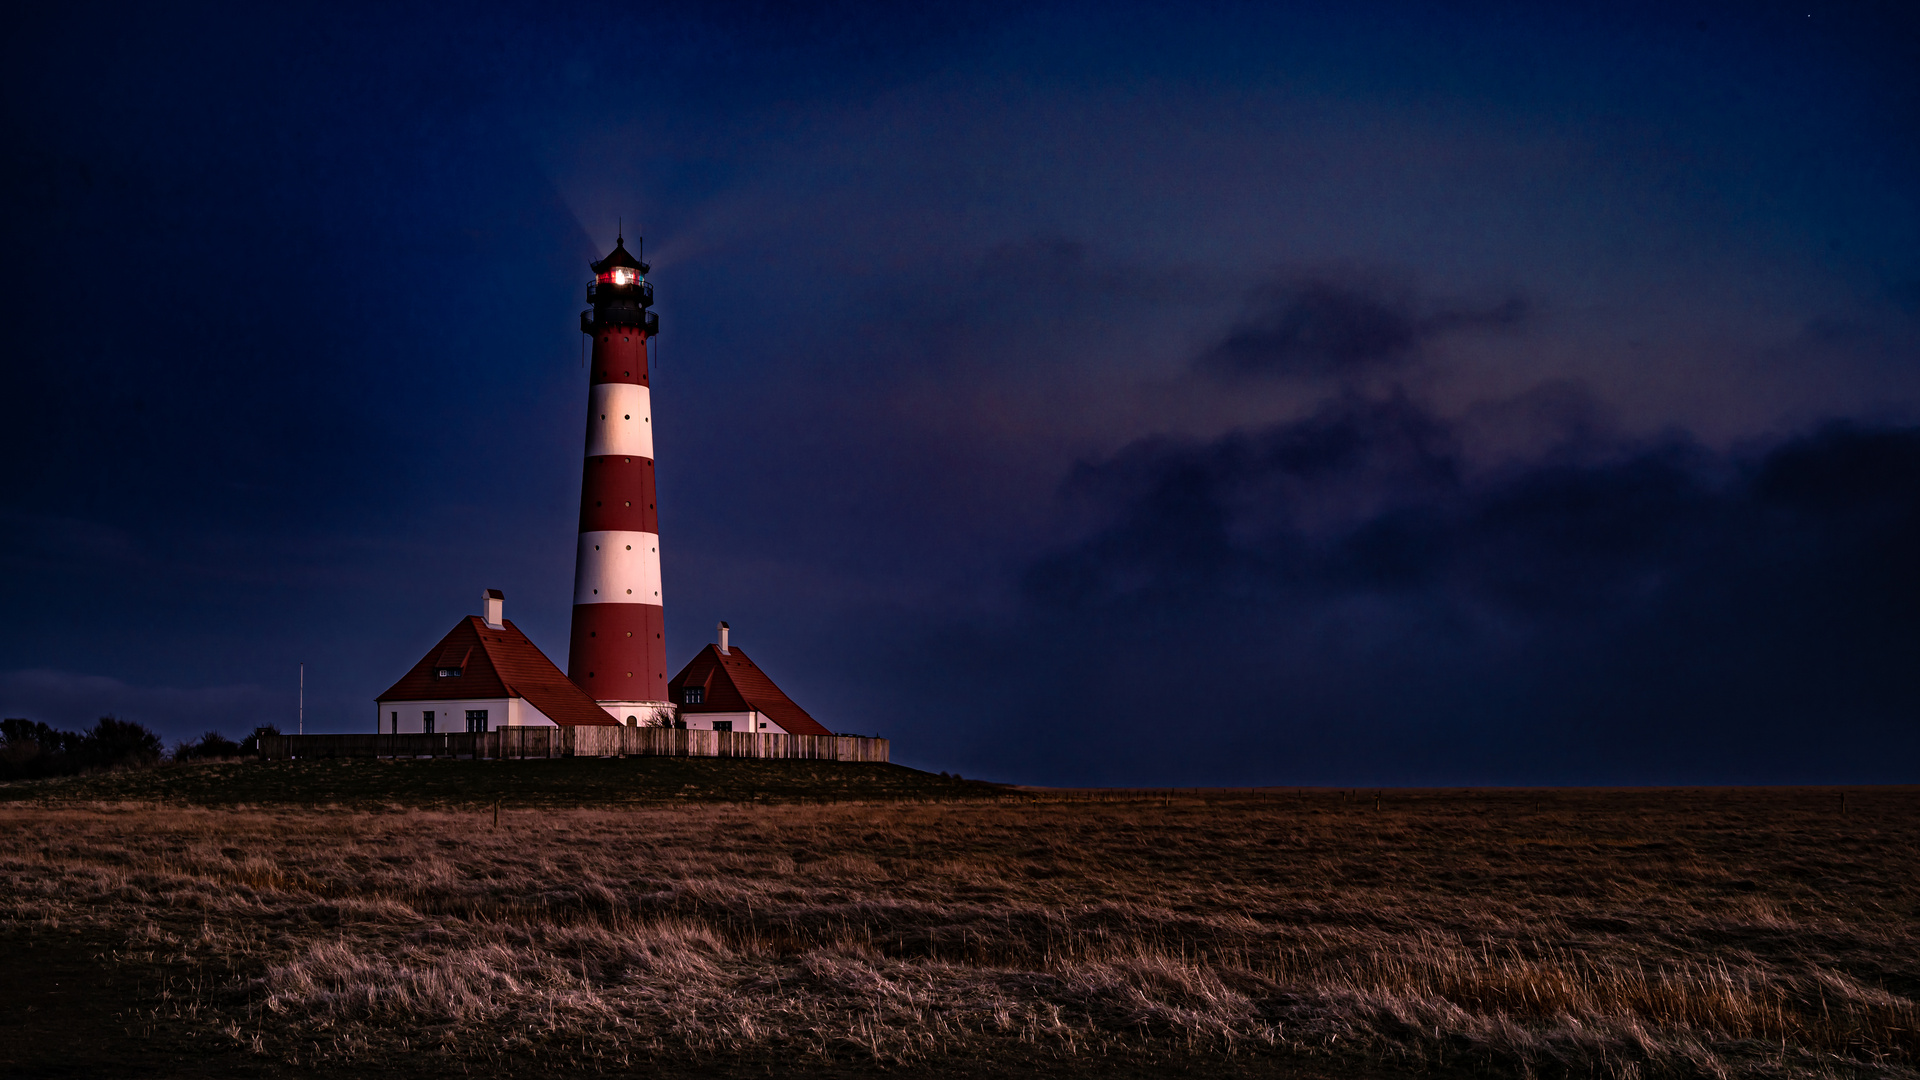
[887,396,1920,785]
[1196,277,1527,380]
[1021,392,1731,618]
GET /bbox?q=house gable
[377,617,615,726]
[668,644,833,736]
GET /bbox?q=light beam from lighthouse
[568,233,667,723]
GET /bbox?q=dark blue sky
[4,2,1917,784]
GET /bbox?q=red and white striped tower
[567,233,667,723]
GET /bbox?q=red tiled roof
[376,617,616,726]
[668,645,833,736]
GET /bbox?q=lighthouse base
[595,699,674,726]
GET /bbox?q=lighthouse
[568,233,667,724]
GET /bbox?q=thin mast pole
[299,663,304,736]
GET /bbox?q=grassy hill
[0,755,1007,808]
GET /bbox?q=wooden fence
[258,728,888,763]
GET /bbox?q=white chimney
[718,621,730,654]
[484,589,505,629]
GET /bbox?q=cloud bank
[883,384,1920,786]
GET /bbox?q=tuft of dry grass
[2,785,1916,1077]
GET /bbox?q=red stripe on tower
[567,233,667,724]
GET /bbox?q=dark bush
[174,730,245,762]
[1,715,164,779]
[2,718,82,762]
[85,716,164,769]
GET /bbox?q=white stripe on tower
[572,531,663,604]
[584,383,653,458]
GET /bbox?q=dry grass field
[1,770,1915,1078]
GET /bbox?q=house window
[436,667,461,678]
[712,721,732,733]
[682,687,704,705]
[466,709,489,733]
[422,711,435,734]
[390,711,398,735]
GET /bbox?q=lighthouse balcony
[581,309,661,337]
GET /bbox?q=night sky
[4,3,1917,785]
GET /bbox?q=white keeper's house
[665,622,833,736]
[376,590,616,733]
[377,594,832,736]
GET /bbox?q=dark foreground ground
[0,755,1002,808]
[0,927,1345,1080]
[2,762,1915,1079]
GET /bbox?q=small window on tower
[683,687,704,705]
